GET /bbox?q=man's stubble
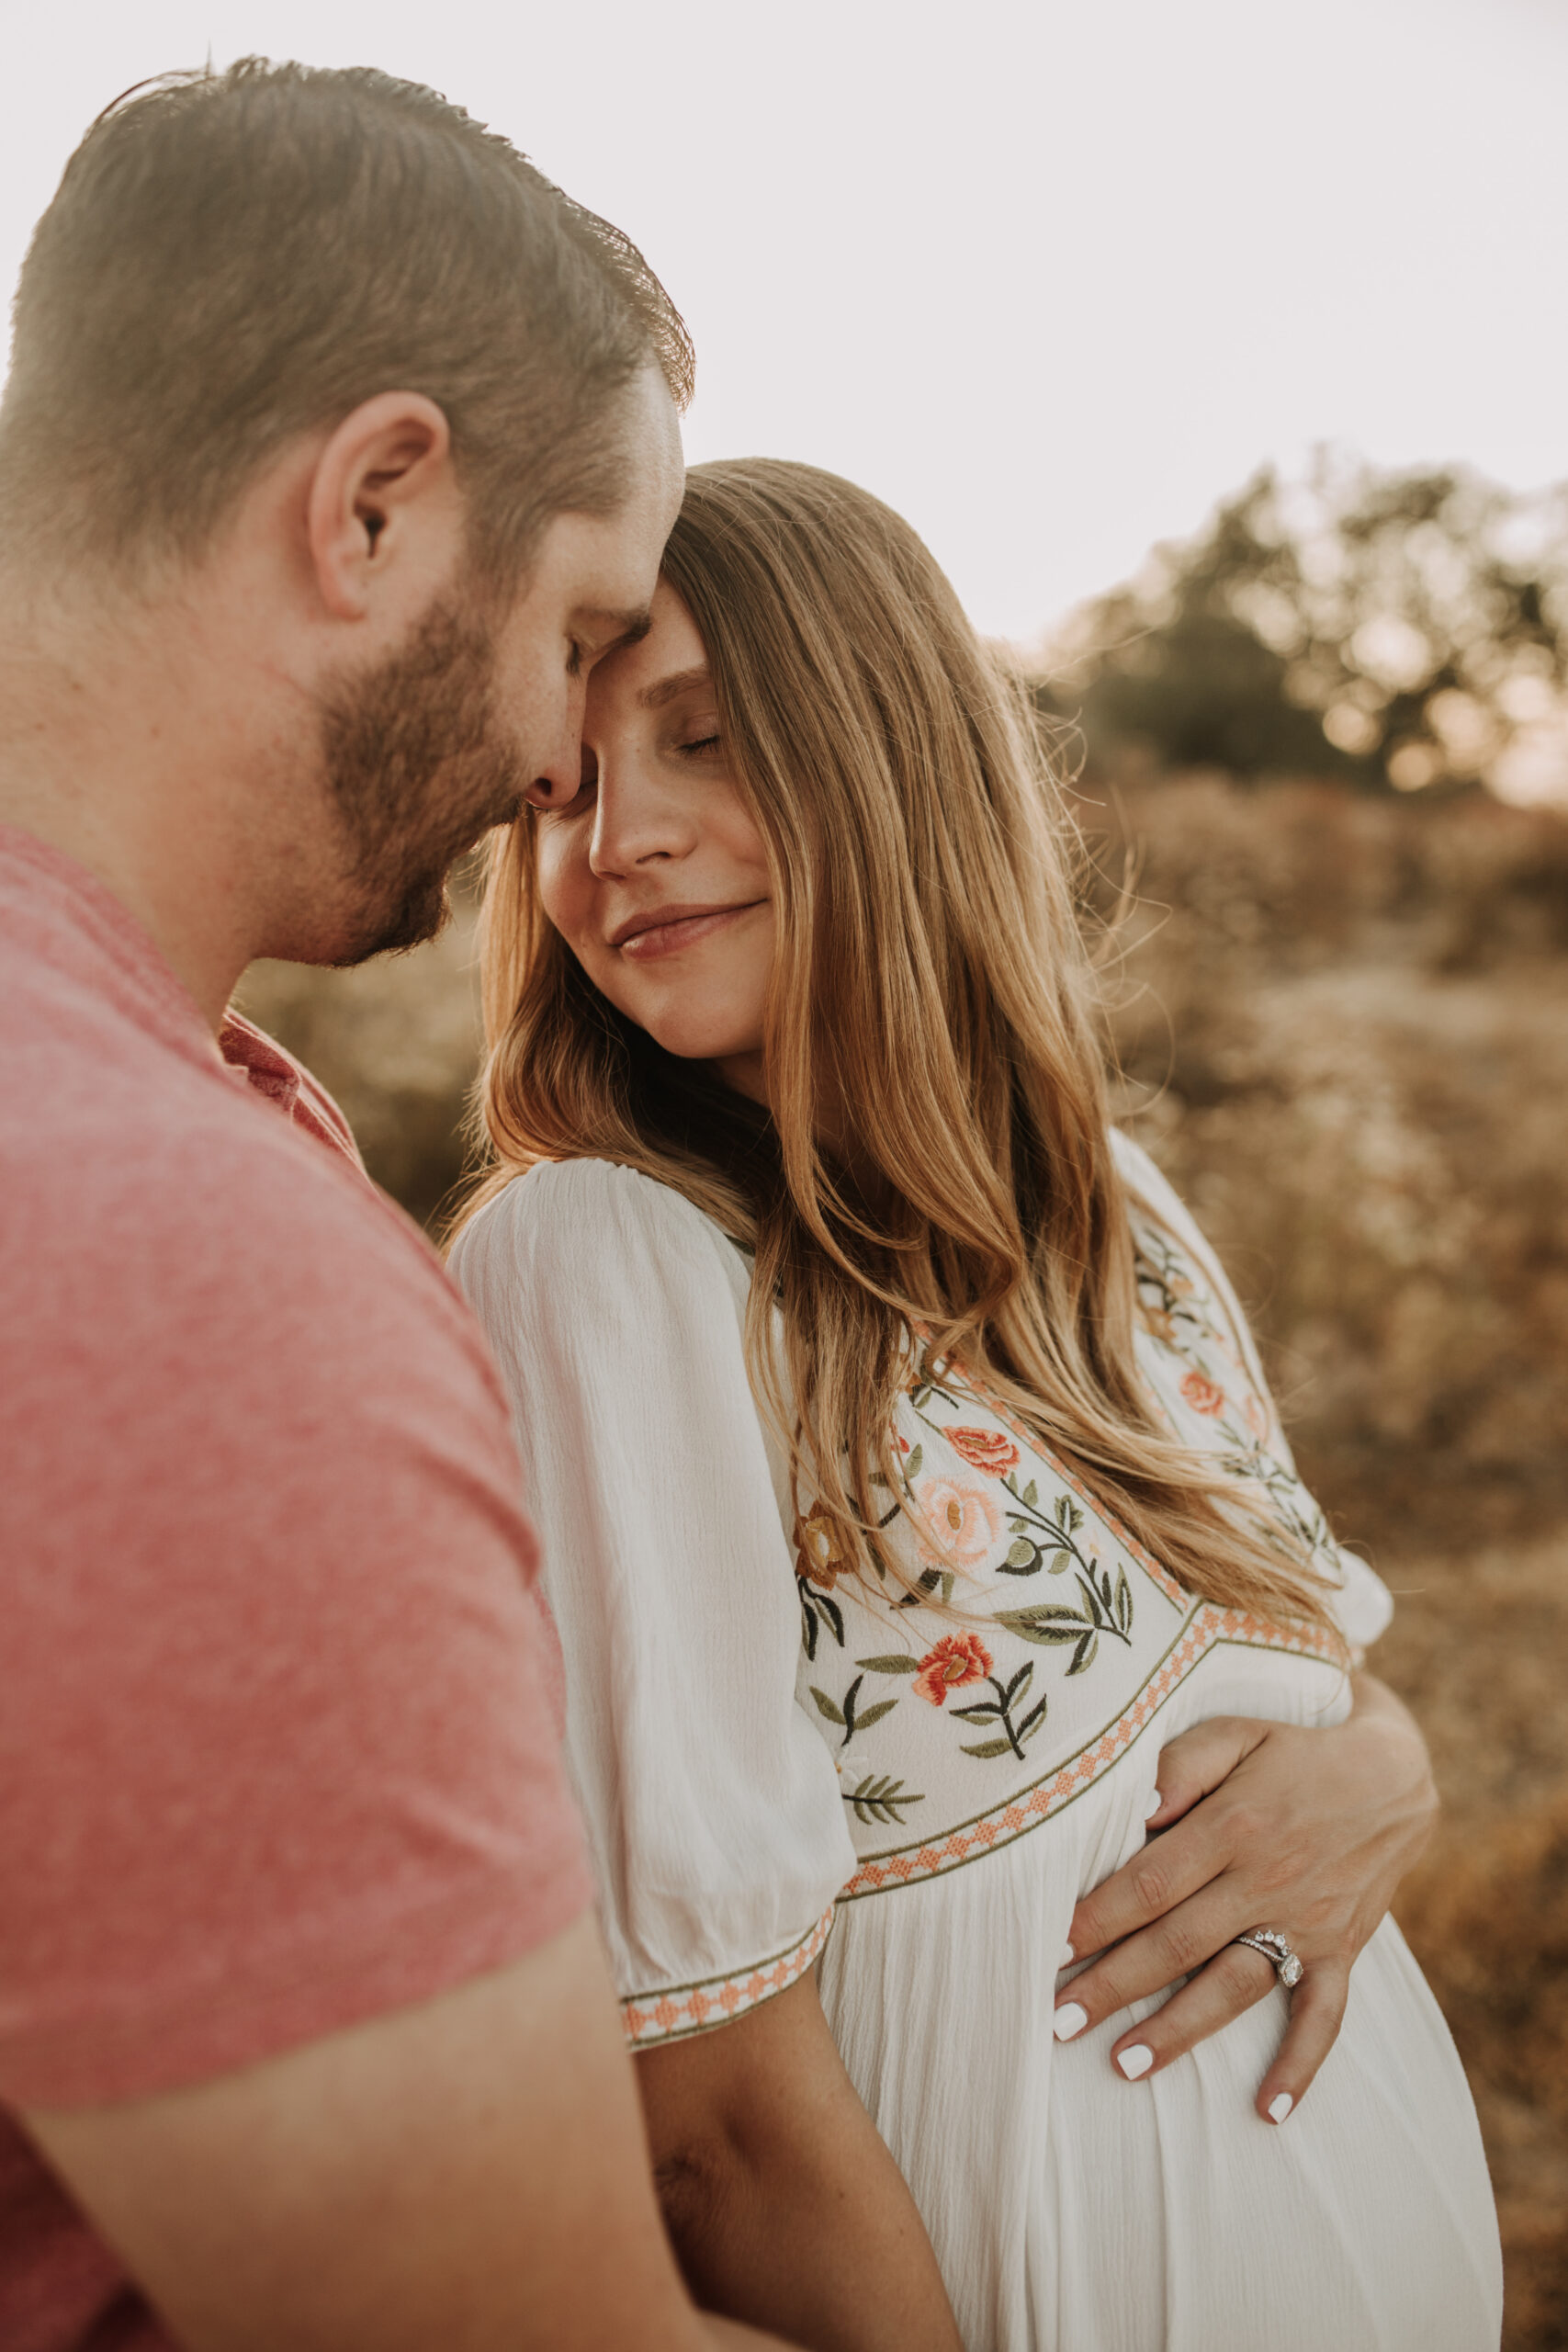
[317,591,527,966]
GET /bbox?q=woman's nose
[587,761,698,877]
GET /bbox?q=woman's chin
[637,1016,765,1085]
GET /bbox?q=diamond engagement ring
[1233,1928,1304,1989]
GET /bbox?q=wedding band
[1233,1928,1304,1989]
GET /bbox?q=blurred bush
[1041,458,1568,800]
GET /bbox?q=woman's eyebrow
[638,665,712,710]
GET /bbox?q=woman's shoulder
[451,1156,749,1306]
[1110,1128,1201,1244]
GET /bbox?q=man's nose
[526,705,591,810]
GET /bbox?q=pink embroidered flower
[946,1425,1021,1476]
[913,1632,994,1707]
[916,1476,1004,1569]
[795,1506,848,1588]
[1179,1369,1226,1417]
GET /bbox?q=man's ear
[305,392,459,622]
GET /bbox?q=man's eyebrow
[637,664,713,710]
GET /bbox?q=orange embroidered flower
[1179,1369,1226,1417]
[913,1632,994,1707]
[946,1425,1021,1476]
[795,1506,848,1588]
[916,1476,1003,1569]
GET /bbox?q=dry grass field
[238,776,1568,2347]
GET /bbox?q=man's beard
[317,592,528,965]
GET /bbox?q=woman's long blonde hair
[458,458,1336,1635]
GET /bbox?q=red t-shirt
[0,828,593,2351]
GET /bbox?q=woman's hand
[1055,1674,1438,2122]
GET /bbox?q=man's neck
[0,579,302,1033]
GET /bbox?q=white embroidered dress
[451,1135,1501,2352]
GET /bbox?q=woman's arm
[637,1968,964,2352]
[1055,1673,1438,2120]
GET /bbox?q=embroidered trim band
[621,1903,837,2047]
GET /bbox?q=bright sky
[2,0,1564,643]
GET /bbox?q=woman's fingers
[1066,1725,1270,1964]
[1100,1940,1278,2081]
[1055,1883,1265,2041]
[1253,1958,1350,2124]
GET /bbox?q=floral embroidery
[809,1668,900,1743]
[795,1505,848,1586]
[912,1632,994,1706]
[915,1476,1003,1570]
[793,1197,1351,1826]
[842,1771,926,1826]
[947,1425,1021,1475]
[1179,1368,1226,1417]
[949,1662,1049,1759]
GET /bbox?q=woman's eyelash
[679,732,721,755]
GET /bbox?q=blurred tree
[1038,456,1568,797]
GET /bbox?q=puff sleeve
[451,1159,856,2045]
[1111,1129,1394,1655]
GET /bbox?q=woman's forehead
[586,577,711,714]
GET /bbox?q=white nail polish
[1116,2043,1155,2080]
[1059,1941,1076,1968]
[1053,2001,1089,2042]
[1145,1793,1163,1820]
[1268,2092,1294,2124]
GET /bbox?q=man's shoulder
[5,998,490,1419]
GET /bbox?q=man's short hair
[0,58,694,587]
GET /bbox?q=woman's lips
[614,901,765,962]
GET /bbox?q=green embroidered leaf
[1048,1549,1072,1575]
[1067,1500,1084,1533]
[1067,1631,1100,1677]
[846,1774,926,1825]
[904,1444,923,1480]
[1001,1662,1034,1706]
[941,1571,956,1604]
[909,1385,931,1409]
[1022,1479,1038,1507]
[809,1686,846,1725]
[856,1654,920,1675]
[1003,1539,1038,1572]
[1053,1494,1070,1527]
[1114,1566,1133,1634]
[959,1736,1015,1758]
[839,1674,865,1739]
[897,1566,943,1611]
[994,1613,1085,1646]
[1078,1576,1108,1629]
[854,1699,897,1731]
[1018,1695,1050,1741]
[951,1701,1003,1723]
